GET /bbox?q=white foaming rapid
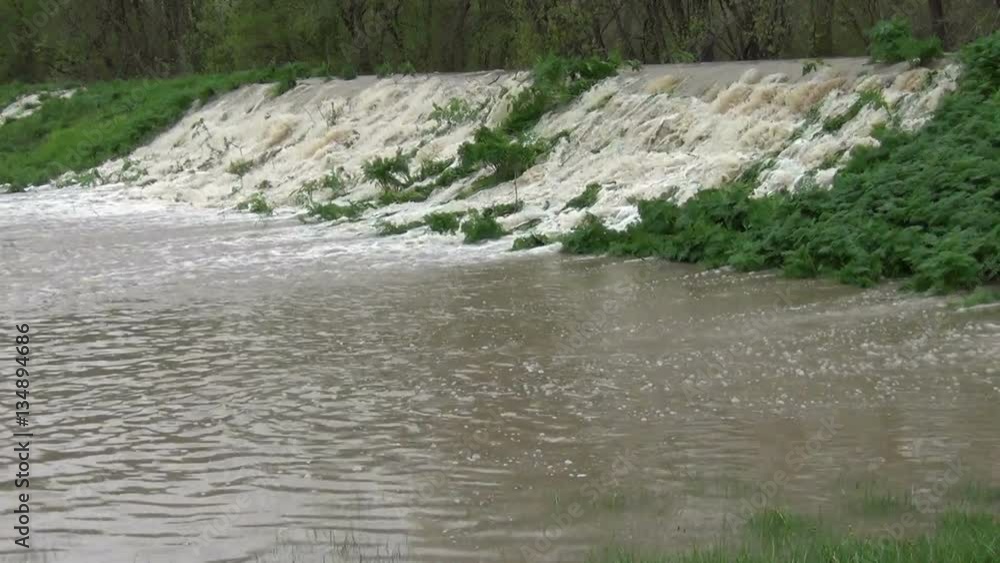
[29,58,958,238]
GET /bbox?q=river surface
[1,187,998,563]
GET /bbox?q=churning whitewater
[9,59,958,237]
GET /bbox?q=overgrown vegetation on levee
[563,32,1000,294]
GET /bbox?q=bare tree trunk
[813,0,834,56]
[451,0,472,71]
[927,0,947,46]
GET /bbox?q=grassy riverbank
[588,479,1000,563]
[591,509,999,563]
[563,32,999,294]
[0,65,323,190]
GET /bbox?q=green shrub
[424,211,463,234]
[957,288,1000,307]
[337,63,358,80]
[868,18,943,65]
[226,158,255,176]
[417,157,454,181]
[461,211,506,243]
[434,55,616,198]
[669,50,696,64]
[397,61,417,75]
[429,98,477,131]
[434,162,478,188]
[376,220,423,236]
[512,233,551,251]
[306,201,364,222]
[822,89,888,132]
[376,186,433,205]
[296,168,350,203]
[561,214,621,254]
[321,168,350,194]
[375,62,394,78]
[484,200,524,218]
[272,75,297,97]
[459,128,546,183]
[801,59,825,76]
[960,33,1000,95]
[563,183,602,210]
[362,150,412,191]
[236,193,273,216]
[502,54,620,135]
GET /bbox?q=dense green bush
[502,55,620,135]
[461,211,506,243]
[376,185,434,205]
[447,55,619,198]
[563,183,602,210]
[511,233,551,251]
[226,158,255,176]
[271,75,297,97]
[429,98,478,131]
[376,220,423,236]
[305,201,365,222]
[562,32,1000,294]
[458,128,547,183]
[484,200,524,218]
[236,192,274,216]
[424,211,463,234]
[868,18,943,65]
[336,63,358,80]
[822,89,888,132]
[362,150,413,191]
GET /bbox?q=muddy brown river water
[1,188,998,563]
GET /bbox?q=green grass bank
[590,509,998,563]
[0,65,323,190]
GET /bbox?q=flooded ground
[1,187,998,563]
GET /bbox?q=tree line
[2,0,998,83]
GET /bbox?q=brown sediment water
[0,189,997,562]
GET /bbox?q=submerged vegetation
[424,211,463,234]
[461,211,506,243]
[376,220,423,236]
[429,98,479,132]
[304,201,365,222]
[956,288,1000,308]
[362,150,413,192]
[235,192,273,216]
[562,32,1000,294]
[454,54,621,198]
[511,233,551,251]
[564,183,602,210]
[821,89,889,132]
